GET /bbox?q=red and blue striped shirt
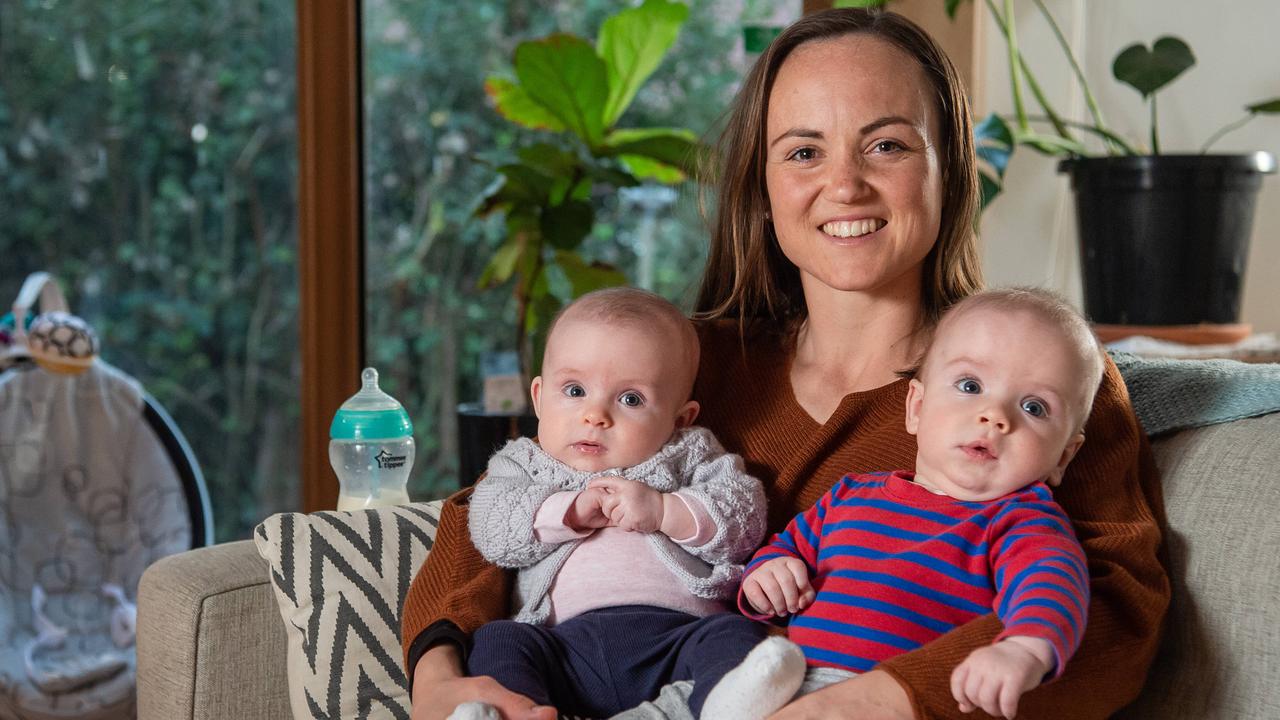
[739,471,1088,677]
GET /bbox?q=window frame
[297,0,363,512]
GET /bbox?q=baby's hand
[741,557,814,616]
[589,477,664,533]
[565,486,611,531]
[950,636,1054,719]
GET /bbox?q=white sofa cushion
[253,501,441,720]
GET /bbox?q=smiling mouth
[821,219,886,238]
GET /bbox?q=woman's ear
[529,376,543,419]
[904,378,925,436]
[674,400,700,428]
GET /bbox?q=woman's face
[764,34,943,301]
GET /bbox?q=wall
[976,0,1280,333]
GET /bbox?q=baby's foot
[699,636,806,720]
[447,701,501,720]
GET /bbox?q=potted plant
[949,1,1279,331]
[456,0,706,483]
[846,0,1279,329]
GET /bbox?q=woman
[403,9,1169,720]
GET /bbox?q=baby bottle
[329,368,415,510]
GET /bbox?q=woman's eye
[870,139,904,154]
[1021,399,1048,417]
[955,378,981,394]
[619,392,644,408]
[563,384,585,398]
[788,146,817,162]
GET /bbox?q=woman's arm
[410,643,556,720]
[400,488,511,693]
[875,361,1170,719]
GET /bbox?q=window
[1,1,299,541]
[360,1,773,498]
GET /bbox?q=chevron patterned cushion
[253,501,442,720]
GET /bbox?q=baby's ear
[529,376,543,419]
[904,379,925,436]
[674,400,700,428]
[1047,431,1086,487]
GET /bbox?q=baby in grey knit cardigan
[450,288,804,720]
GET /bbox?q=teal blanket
[1111,351,1280,437]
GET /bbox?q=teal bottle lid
[329,368,414,440]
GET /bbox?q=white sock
[446,702,501,720]
[699,636,807,720]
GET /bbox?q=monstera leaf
[1113,36,1195,98]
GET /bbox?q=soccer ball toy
[27,311,99,374]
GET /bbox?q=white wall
[975,0,1280,333]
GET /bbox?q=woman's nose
[825,154,870,204]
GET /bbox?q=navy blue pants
[467,605,766,718]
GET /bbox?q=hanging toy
[26,311,99,375]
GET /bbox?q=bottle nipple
[330,367,413,440]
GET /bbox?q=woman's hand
[768,670,913,720]
[411,644,557,720]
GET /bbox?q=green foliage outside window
[1,0,299,542]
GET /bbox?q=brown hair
[922,287,1107,424]
[694,7,982,333]
[548,287,701,398]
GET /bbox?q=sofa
[134,408,1280,719]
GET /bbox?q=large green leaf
[553,250,628,299]
[974,113,1013,208]
[541,199,594,251]
[477,162,552,216]
[602,127,699,165]
[1112,36,1195,98]
[597,0,688,128]
[477,235,523,288]
[1247,98,1280,114]
[515,34,609,147]
[619,154,685,184]
[974,112,1013,176]
[484,75,566,132]
[516,143,581,177]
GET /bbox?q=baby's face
[905,307,1087,501]
[531,317,697,472]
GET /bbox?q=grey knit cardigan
[468,426,767,625]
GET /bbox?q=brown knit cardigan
[401,320,1170,720]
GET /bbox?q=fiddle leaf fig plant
[476,0,705,376]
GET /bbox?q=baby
[740,288,1104,719]
[453,287,802,720]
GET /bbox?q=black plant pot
[1059,153,1276,326]
[456,402,537,487]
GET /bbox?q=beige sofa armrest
[137,539,289,720]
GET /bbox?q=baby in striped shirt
[739,288,1105,719]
